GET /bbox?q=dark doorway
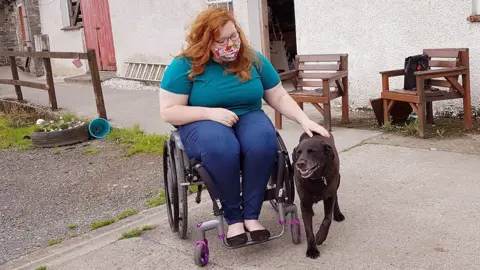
[267,0,297,73]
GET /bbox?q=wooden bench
[380,48,472,138]
[275,54,349,131]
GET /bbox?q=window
[205,0,233,12]
[468,0,480,22]
[60,0,83,29]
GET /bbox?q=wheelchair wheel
[290,217,301,244]
[163,140,179,233]
[269,151,295,210]
[194,240,209,267]
[173,146,189,239]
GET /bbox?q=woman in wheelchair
[159,7,330,247]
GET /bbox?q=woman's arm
[263,82,330,137]
[263,82,309,124]
[159,89,209,126]
[159,89,239,127]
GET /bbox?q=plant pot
[31,122,90,148]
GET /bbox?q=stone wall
[0,0,43,76]
[0,3,18,66]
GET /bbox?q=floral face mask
[214,41,241,62]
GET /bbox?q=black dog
[292,132,345,259]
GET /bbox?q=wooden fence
[0,49,107,119]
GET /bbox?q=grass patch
[189,185,198,193]
[107,125,167,157]
[89,218,116,231]
[47,238,63,246]
[0,109,83,150]
[0,113,36,150]
[67,223,77,229]
[117,209,138,220]
[381,119,419,137]
[53,146,62,154]
[333,109,480,139]
[35,266,47,270]
[146,189,166,208]
[83,147,100,154]
[68,233,79,239]
[119,225,156,240]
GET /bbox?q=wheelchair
[162,129,301,267]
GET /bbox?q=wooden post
[340,55,349,123]
[460,50,472,129]
[87,49,107,119]
[8,53,23,101]
[322,79,332,131]
[42,49,58,110]
[416,76,426,138]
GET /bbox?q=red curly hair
[179,7,259,82]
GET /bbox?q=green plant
[83,147,100,154]
[117,209,138,220]
[34,115,86,133]
[0,114,36,150]
[67,223,77,229]
[89,218,115,231]
[436,128,446,137]
[35,266,47,270]
[68,233,79,238]
[119,225,156,240]
[47,238,63,246]
[146,189,166,208]
[107,125,167,157]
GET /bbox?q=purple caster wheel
[194,240,209,267]
[290,219,301,244]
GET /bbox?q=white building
[36,0,480,113]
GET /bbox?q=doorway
[266,0,297,73]
[80,0,117,71]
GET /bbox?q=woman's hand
[206,108,239,127]
[300,118,330,138]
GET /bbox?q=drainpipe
[20,0,32,49]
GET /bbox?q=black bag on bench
[404,54,429,90]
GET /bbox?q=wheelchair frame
[162,129,301,267]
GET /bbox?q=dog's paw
[334,212,345,222]
[306,247,320,259]
[315,230,327,246]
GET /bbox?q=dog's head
[292,137,334,180]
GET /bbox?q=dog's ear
[292,146,298,162]
[324,144,334,157]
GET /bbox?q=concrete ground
[2,67,480,269]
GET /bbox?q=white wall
[109,0,206,76]
[109,0,254,77]
[295,0,480,114]
[247,0,263,52]
[38,0,88,77]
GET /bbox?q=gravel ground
[0,139,163,265]
[101,78,159,92]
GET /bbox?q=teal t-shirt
[160,50,280,115]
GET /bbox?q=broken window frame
[205,0,234,14]
[66,0,82,28]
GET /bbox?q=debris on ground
[101,78,159,92]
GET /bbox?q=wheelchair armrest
[172,130,185,150]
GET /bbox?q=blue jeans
[179,109,278,225]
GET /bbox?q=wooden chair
[275,54,349,131]
[380,48,472,138]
